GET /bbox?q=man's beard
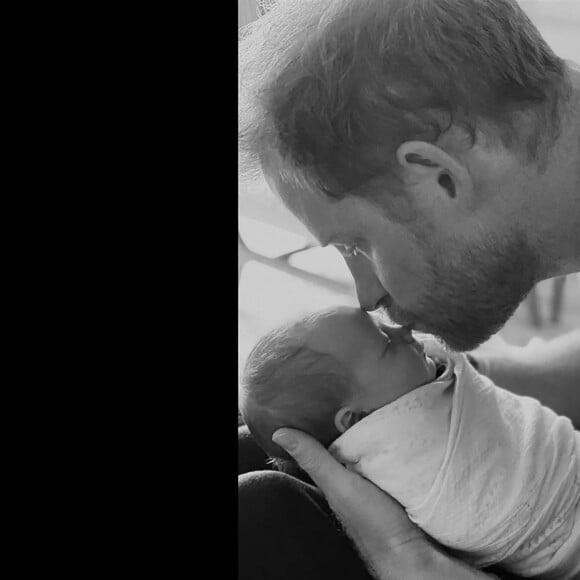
[381,230,539,352]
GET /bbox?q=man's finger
[272,427,350,491]
[273,428,407,520]
[272,427,424,554]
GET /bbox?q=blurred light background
[238,0,580,381]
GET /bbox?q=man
[238,0,580,578]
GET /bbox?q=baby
[239,306,580,579]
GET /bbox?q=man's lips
[399,315,431,336]
[379,299,416,329]
[378,300,430,346]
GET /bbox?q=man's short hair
[240,317,357,460]
[239,0,570,201]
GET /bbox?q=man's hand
[272,428,498,579]
[472,330,580,427]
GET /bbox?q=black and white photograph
[238,1,580,578]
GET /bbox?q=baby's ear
[334,407,360,433]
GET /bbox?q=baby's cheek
[367,376,399,410]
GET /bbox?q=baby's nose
[395,324,415,344]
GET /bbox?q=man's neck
[533,63,580,278]
[557,65,580,274]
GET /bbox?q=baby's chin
[423,354,439,382]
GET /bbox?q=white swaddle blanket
[329,345,580,578]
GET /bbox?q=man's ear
[395,141,473,202]
[334,407,366,433]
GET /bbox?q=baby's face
[303,307,438,412]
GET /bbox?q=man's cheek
[378,251,429,307]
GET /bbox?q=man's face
[264,168,537,351]
[303,307,437,410]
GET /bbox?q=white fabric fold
[329,347,580,577]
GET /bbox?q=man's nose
[344,254,390,312]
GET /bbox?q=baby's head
[240,306,437,459]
